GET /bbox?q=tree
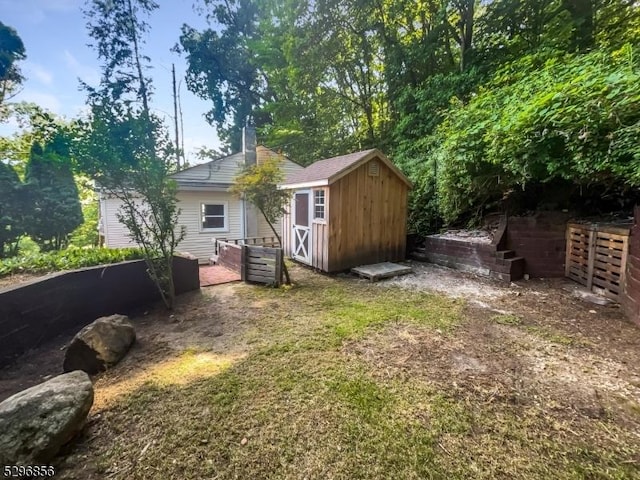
[0,21,26,115]
[0,161,25,257]
[24,137,83,251]
[230,156,292,285]
[79,0,184,309]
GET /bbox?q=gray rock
[63,314,136,374]
[0,370,94,465]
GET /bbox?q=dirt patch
[0,273,44,290]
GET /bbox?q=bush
[0,247,143,277]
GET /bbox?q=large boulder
[63,314,136,374]
[0,370,94,465]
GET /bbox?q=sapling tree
[231,157,292,285]
[77,0,184,308]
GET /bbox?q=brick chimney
[243,125,257,166]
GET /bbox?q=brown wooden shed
[280,149,411,272]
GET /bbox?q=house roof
[281,148,411,189]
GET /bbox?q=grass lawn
[31,265,640,479]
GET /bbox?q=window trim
[313,189,326,224]
[200,201,229,233]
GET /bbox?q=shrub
[0,247,143,277]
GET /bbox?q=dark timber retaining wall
[0,253,199,367]
[622,207,640,326]
[506,212,571,278]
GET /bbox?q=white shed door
[292,191,312,265]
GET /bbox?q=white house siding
[170,152,245,184]
[175,190,243,262]
[101,196,140,248]
[102,191,242,263]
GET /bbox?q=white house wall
[170,152,245,184]
[102,197,138,248]
[102,191,243,263]
[175,190,243,262]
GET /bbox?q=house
[98,128,304,263]
[280,148,412,272]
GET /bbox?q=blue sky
[1,0,221,163]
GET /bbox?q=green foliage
[0,21,26,111]
[230,156,290,231]
[24,135,83,251]
[0,247,142,277]
[433,46,640,224]
[0,161,25,257]
[69,176,99,248]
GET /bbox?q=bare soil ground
[1,262,639,479]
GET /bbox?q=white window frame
[313,189,326,224]
[200,202,229,233]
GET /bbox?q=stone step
[496,250,516,259]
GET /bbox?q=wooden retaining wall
[622,207,640,325]
[565,223,630,301]
[0,254,200,367]
[506,213,570,278]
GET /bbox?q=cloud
[63,50,100,86]
[17,90,62,114]
[23,62,53,86]
[0,0,81,24]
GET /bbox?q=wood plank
[595,238,625,249]
[246,273,277,283]
[595,253,622,266]
[594,260,622,275]
[247,265,276,274]
[596,231,628,241]
[592,277,620,293]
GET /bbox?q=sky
[1,0,221,164]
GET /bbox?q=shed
[280,149,411,272]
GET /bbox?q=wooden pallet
[565,223,630,301]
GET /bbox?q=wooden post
[586,228,596,290]
[240,245,247,282]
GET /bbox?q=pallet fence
[565,223,631,301]
[212,238,283,286]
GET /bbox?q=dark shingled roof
[284,149,377,185]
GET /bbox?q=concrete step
[496,250,516,259]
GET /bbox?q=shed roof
[281,148,411,189]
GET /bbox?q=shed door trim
[292,190,312,265]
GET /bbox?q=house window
[201,203,227,231]
[314,190,325,220]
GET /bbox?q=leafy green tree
[230,156,292,284]
[24,138,83,251]
[0,21,26,114]
[79,0,184,309]
[0,161,25,257]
